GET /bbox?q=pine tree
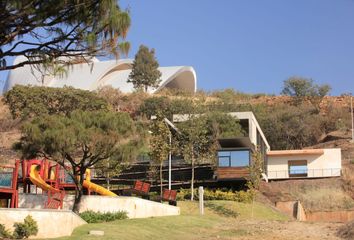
[128,45,162,92]
[0,0,131,71]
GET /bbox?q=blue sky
[2,0,354,95]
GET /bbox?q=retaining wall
[275,200,306,221]
[19,194,180,218]
[0,208,86,239]
[306,210,354,222]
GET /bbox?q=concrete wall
[267,148,341,179]
[19,194,180,219]
[229,112,270,151]
[0,208,86,239]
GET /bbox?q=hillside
[1,93,354,213]
[0,97,20,164]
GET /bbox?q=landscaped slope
[54,201,343,240]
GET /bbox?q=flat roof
[267,149,324,157]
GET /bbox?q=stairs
[45,191,65,209]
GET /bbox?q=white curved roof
[3,56,197,94]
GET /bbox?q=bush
[13,215,38,239]
[0,223,12,239]
[177,188,253,203]
[79,211,128,223]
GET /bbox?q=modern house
[173,112,342,181]
[2,56,197,94]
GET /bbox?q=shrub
[79,211,128,223]
[177,188,253,203]
[13,215,38,239]
[0,223,12,239]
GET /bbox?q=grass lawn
[54,200,288,240]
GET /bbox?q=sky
[2,0,354,95]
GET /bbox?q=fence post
[199,186,204,215]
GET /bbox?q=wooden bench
[161,189,177,206]
[123,180,151,199]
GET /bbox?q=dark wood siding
[217,167,250,179]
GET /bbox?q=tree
[176,111,244,201]
[4,85,109,119]
[128,45,162,92]
[94,139,146,190]
[149,116,171,198]
[0,0,130,71]
[177,114,215,201]
[281,77,331,111]
[247,148,263,218]
[15,110,141,212]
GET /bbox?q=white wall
[19,194,180,219]
[267,148,341,179]
[0,208,86,239]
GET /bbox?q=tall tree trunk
[160,162,163,200]
[191,154,195,201]
[73,183,83,213]
[72,169,85,213]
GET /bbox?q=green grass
[53,201,288,240]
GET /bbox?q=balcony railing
[267,168,341,179]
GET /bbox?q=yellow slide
[83,169,117,197]
[30,166,116,197]
[83,181,117,197]
[29,165,60,193]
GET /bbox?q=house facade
[173,111,342,181]
[267,148,341,180]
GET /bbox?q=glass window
[218,151,230,157]
[218,157,230,167]
[218,150,250,167]
[230,151,250,167]
[289,165,308,175]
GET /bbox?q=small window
[218,157,230,167]
[288,160,308,177]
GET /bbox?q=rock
[89,230,105,236]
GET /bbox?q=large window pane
[230,151,249,167]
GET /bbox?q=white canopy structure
[3,56,197,94]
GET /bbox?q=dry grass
[263,178,354,212]
[337,220,354,240]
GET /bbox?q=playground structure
[0,159,116,209]
[0,161,19,208]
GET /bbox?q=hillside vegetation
[1,87,353,213]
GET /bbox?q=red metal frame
[0,160,19,208]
